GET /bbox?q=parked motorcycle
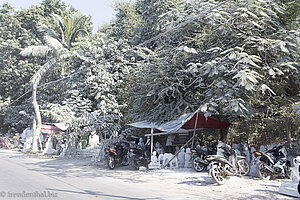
[191,143,217,172]
[104,142,130,169]
[0,137,13,149]
[206,144,250,185]
[130,144,151,170]
[253,144,291,180]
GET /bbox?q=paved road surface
[0,149,294,200]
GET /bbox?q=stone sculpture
[184,148,192,168]
[148,151,161,169]
[278,156,300,198]
[43,137,57,155]
[88,132,100,149]
[177,148,185,168]
[163,153,178,169]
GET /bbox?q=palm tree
[51,12,89,49]
[21,12,89,153]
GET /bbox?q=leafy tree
[0,3,44,133]
[130,0,299,123]
[20,12,90,152]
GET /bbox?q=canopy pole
[150,128,154,155]
[191,112,199,148]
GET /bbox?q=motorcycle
[191,143,217,172]
[0,137,13,149]
[130,144,151,170]
[206,144,250,185]
[104,142,130,169]
[253,144,291,180]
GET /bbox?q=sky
[3,0,116,31]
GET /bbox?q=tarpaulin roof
[53,123,69,131]
[40,124,62,134]
[128,112,230,134]
[40,123,69,134]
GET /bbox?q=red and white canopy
[129,112,230,134]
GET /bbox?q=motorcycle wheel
[285,167,291,179]
[238,159,250,176]
[121,154,130,166]
[133,159,148,170]
[107,156,115,169]
[132,160,141,170]
[256,162,271,180]
[192,157,205,172]
[211,164,226,185]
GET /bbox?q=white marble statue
[184,148,192,168]
[177,148,185,168]
[250,147,256,163]
[138,138,145,149]
[21,128,33,153]
[166,135,175,146]
[163,153,178,169]
[249,146,258,176]
[88,132,100,150]
[259,145,266,153]
[232,144,241,155]
[148,151,161,169]
[217,141,225,157]
[278,156,300,198]
[59,142,68,157]
[158,154,164,166]
[243,143,251,163]
[291,157,300,182]
[43,137,57,155]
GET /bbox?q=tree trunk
[286,117,291,150]
[31,78,42,153]
[220,128,228,142]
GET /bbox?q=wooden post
[162,135,194,169]
[150,128,154,155]
[191,112,199,148]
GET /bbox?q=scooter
[253,144,291,180]
[130,144,151,170]
[206,144,250,185]
[104,142,130,169]
[191,143,217,172]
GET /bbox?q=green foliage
[0,0,299,146]
[109,1,142,41]
[130,0,300,123]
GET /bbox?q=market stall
[129,111,230,168]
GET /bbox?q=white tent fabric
[128,112,195,134]
[53,123,69,131]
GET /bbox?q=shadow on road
[46,188,164,200]
[26,158,150,184]
[178,176,215,186]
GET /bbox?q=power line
[0,0,229,112]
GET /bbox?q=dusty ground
[0,149,295,200]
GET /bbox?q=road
[0,149,294,200]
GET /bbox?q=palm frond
[62,12,89,48]
[44,35,64,51]
[20,46,52,58]
[51,13,66,44]
[37,24,57,39]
